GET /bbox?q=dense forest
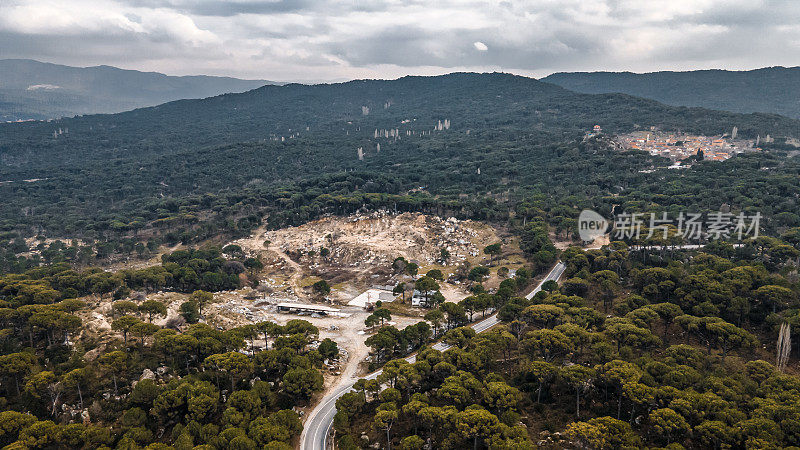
[3,137,799,271]
[543,67,800,119]
[0,72,800,449]
[337,239,800,449]
[1,73,799,266]
[0,246,331,449]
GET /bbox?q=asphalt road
[299,261,567,450]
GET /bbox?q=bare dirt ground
[231,212,510,304]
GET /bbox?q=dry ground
[232,211,527,303]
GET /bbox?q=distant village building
[616,130,753,162]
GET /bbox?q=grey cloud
[2,0,800,81]
[184,0,316,16]
[117,0,379,17]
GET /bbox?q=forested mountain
[0,72,799,252]
[3,71,798,170]
[543,67,800,119]
[0,59,271,121]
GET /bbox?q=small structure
[277,302,340,316]
[411,290,428,307]
[348,289,395,308]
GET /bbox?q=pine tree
[777,322,791,372]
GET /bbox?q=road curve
[299,261,567,450]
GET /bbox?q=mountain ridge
[0,70,798,246]
[0,59,275,121]
[2,71,798,173]
[542,66,800,119]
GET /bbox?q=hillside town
[613,128,760,161]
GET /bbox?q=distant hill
[1,71,798,237]
[543,67,800,119]
[4,71,797,170]
[0,59,273,121]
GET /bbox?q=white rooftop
[348,288,395,307]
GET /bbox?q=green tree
[522,304,564,328]
[483,243,502,263]
[190,290,214,316]
[560,365,595,418]
[25,371,61,416]
[18,420,63,448]
[415,277,439,307]
[112,300,139,317]
[649,302,684,343]
[318,338,339,360]
[649,408,690,444]
[100,350,128,395]
[374,308,392,324]
[282,368,323,400]
[131,321,160,347]
[456,407,501,450]
[706,320,757,361]
[468,266,490,282]
[484,381,521,412]
[597,360,642,420]
[400,435,424,450]
[374,405,398,450]
[312,280,331,296]
[62,368,88,409]
[526,361,558,403]
[179,300,200,324]
[566,416,641,449]
[112,315,142,344]
[523,329,573,362]
[0,411,36,445]
[365,314,381,330]
[138,300,167,322]
[422,268,442,281]
[204,352,254,391]
[0,352,37,396]
[695,420,737,450]
[425,309,445,337]
[755,285,795,313]
[393,282,406,302]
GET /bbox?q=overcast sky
[2,0,799,82]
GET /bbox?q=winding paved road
[299,261,567,450]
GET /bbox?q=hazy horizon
[4,57,800,85]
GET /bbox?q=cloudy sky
[1,0,799,82]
